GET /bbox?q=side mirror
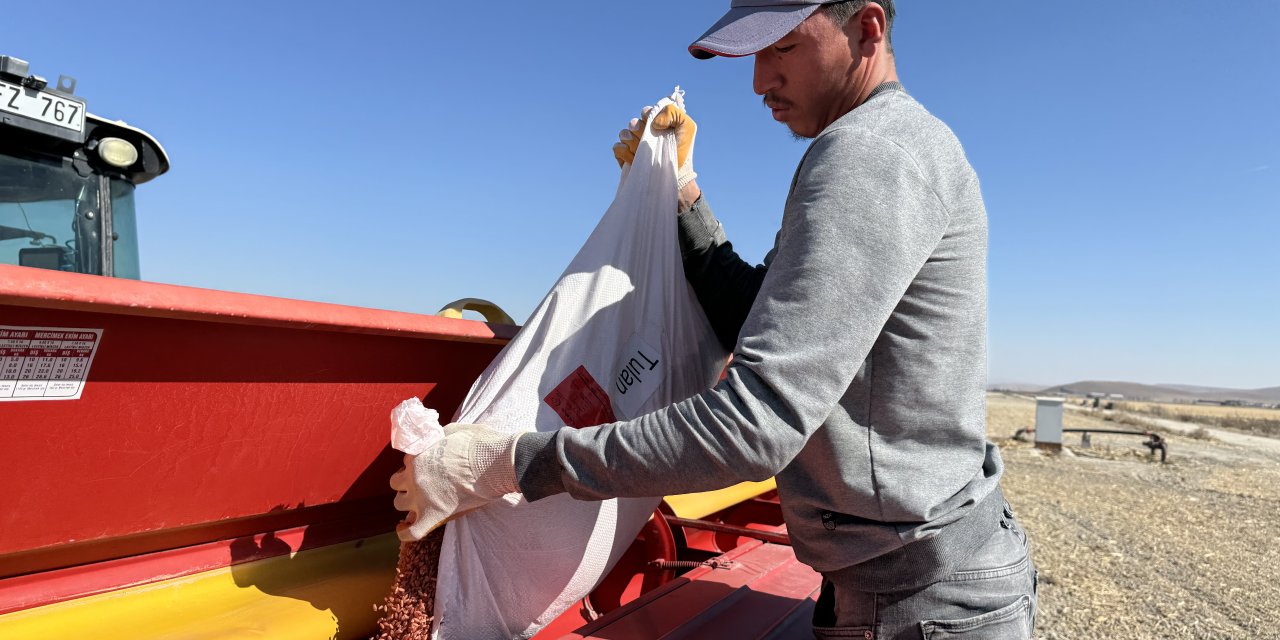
[18,246,66,271]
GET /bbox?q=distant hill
[986,382,1048,393]
[1036,381,1280,404]
[1159,384,1233,396]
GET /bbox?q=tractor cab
[0,55,168,279]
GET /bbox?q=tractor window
[0,153,103,275]
[110,179,140,279]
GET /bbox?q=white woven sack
[431,88,727,639]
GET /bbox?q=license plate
[0,79,85,133]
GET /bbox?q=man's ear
[847,4,888,57]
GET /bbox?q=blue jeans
[813,505,1037,639]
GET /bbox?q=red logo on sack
[544,365,617,428]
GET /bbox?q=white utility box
[1034,396,1065,451]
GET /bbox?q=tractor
[0,56,816,639]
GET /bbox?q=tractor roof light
[0,55,30,81]
[97,137,138,168]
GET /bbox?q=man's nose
[753,53,779,96]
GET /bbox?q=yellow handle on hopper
[437,298,516,325]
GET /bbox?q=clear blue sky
[7,1,1277,389]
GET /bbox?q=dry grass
[1115,401,1280,437]
[986,392,1280,639]
[1120,400,1280,421]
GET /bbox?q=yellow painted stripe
[2,482,778,640]
[0,533,400,640]
[664,479,777,520]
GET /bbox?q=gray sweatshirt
[515,83,1005,591]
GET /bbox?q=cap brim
[689,5,822,59]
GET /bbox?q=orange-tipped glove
[612,103,698,189]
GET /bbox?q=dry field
[987,393,1280,639]
[1118,402,1280,421]
[1113,400,1280,437]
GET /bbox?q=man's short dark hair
[822,0,895,54]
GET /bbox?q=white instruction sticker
[611,333,664,419]
[0,326,102,401]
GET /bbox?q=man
[392,1,1037,637]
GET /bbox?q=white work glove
[389,422,521,541]
[613,103,698,189]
